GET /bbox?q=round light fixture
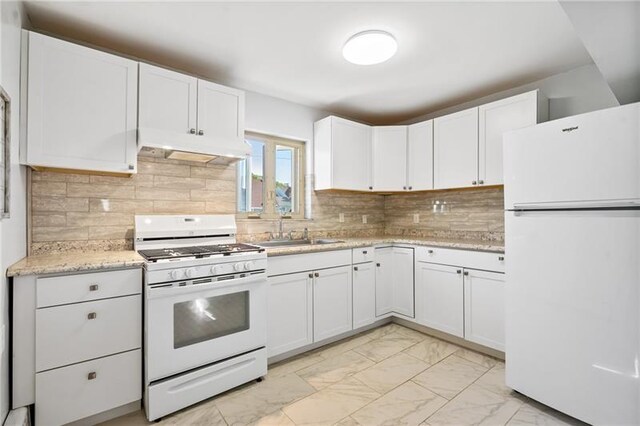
[342,30,397,65]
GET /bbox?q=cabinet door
[479,91,537,186]
[267,272,313,357]
[464,269,505,351]
[415,262,464,337]
[332,117,372,191]
[139,63,197,135]
[313,266,353,342]
[433,107,478,189]
[372,126,407,191]
[197,79,245,141]
[407,120,433,191]
[352,262,376,329]
[375,247,394,316]
[26,32,138,174]
[392,247,415,317]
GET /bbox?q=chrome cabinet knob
[189,128,196,134]
[198,130,204,136]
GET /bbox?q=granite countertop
[7,251,145,277]
[262,236,505,256]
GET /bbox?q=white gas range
[134,214,268,421]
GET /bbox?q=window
[237,132,305,218]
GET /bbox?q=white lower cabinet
[415,263,464,337]
[352,261,376,329]
[267,272,313,357]
[313,266,353,342]
[464,269,505,351]
[375,247,415,317]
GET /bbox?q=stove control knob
[210,265,220,275]
[244,261,254,270]
[170,270,182,280]
[185,268,196,279]
[234,263,244,272]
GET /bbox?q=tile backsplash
[28,150,503,254]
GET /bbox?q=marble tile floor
[101,324,585,426]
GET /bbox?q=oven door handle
[147,273,266,299]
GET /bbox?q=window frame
[237,131,306,219]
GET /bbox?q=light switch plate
[362,215,368,224]
[339,213,345,223]
[413,213,420,224]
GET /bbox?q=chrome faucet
[277,215,285,240]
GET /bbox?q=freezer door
[505,210,639,425]
[503,103,640,210]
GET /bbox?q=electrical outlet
[362,215,368,224]
[413,213,420,224]
[339,213,345,223]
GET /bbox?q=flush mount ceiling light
[343,30,397,65]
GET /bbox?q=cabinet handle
[408,186,412,190]
[88,372,97,380]
[369,186,373,190]
[128,164,135,171]
[403,186,407,190]
[198,130,204,136]
[314,272,319,278]
[308,273,313,279]
[498,256,505,261]
[189,128,196,134]
[376,263,381,267]
[456,269,462,274]
[89,284,99,292]
[87,312,97,320]
[472,181,477,185]
[478,180,484,185]
[354,266,359,271]
[463,271,469,276]
[427,249,434,254]
[363,250,368,255]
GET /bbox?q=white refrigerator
[504,102,640,425]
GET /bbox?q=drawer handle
[363,250,368,255]
[88,372,97,380]
[427,250,434,254]
[89,284,99,291]
[498,256,505,261]
[87,312,97,320]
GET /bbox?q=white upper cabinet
[22,31,138,174]
[479,90,547,186]
[407,120,433,191]
[197,79,245,141]
[433,107,479,189]
[139,63,197,135]
[314,116,371,191]
[372,126,407,191]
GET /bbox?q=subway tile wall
[29,150,503,254]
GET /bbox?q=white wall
[0,1,28,420]
[401,63,619,124]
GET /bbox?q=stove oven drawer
[36,295,142,372]
[35,349,141,426]
[37,268,141,308]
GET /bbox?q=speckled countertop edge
[262,237,505,257]
[7,251,145,277]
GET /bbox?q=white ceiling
[23,1,594,124]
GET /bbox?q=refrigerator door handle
[512,199,640,211]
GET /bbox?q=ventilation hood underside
[138,127,251,163]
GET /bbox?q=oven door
[146,272,267,382]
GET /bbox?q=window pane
[275,145,295,214]
[237,139,265,213]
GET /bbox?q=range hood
[138,127,251,163]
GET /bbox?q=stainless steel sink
[257,239,344,248]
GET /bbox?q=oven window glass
[173,291,250,349]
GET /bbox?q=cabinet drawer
[267,250,351,276]
[36,295,141,372]
[352,246,374,264]
[37,268,141,308]
[35,349,141,426]
[415,246,505,273]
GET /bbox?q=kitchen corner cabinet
[21,31,138,174]
[313,266,353,341]
[478,90,548,186]
[314,116,371,191]
[375,247,415,318]
[372,126,407,191]
[433,107,479,189]
[267,272,314,357]
[407,120,434,191]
